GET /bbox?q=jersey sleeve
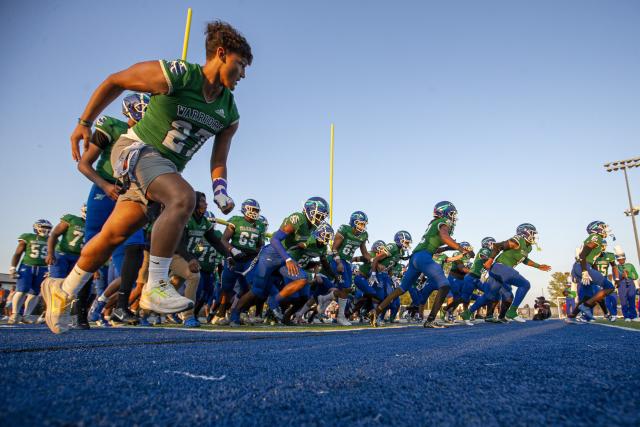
[159,60,194,95]
[281,212,305,232]
[337,224,350,237]
[18,233,30,242]
[93,116,117,145]
[60,214,74,224]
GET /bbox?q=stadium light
[604,156,640,265]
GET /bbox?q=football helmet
[204,211,216,222]
[312,222,334,245]
[259,215,269,231]
[349,211,368,234]
[241,199,260,221]
[33,219,53,237]
[394,231,412,249]
[372,240,388,255]
[433,201,458,224]
[303,197,329,226]
[481,237,496,250]
[516,223,538,244]
[122,93,150,122]
[586,221,610,238]
[459,241,472,252]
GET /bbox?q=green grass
[595,318,640,330]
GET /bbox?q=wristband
[78,118,93,127]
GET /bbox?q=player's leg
[10,266,34,324]
[372,256,422,326]
[490,263,530,321]
[335,260,353,325]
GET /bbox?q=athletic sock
[499,300,512,319]
[337,298,348,318]
[117,245,144,309]
[97,294,109,303]
[147,255,172,287]
[596,300,609,316]
[62,265,94,296]
[427,286,450,322]
[24,294,39,315]
[11,291,27,316]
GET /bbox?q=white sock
[24,294,39,315]
[147,255,172,287]
[97,294,109,303]
[338,298,347,318]
[12,291,27,316]
[62,265,93,296]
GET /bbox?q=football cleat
[577,304,594,321]
[42,278,73,334]
[8,313,20,325]
[137,317,152,327]
[183,316,201,328]
[88,298,107,323]
[110,308,140,326]
[336,315,352,326]
[139,280,194,314]
[423,319,448,328]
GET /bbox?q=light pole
[604,156,640,265]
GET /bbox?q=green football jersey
[335,225,368,261]
[593,252,615,276]
[288,239,328,269]
[358,251,377,276]
[582,234,604,265]
[380,243,401,270]
[228,216,265,254]
[469,247,492,276]
[414,217,454,254]
[185,215,214,256]
[132,60,240,171]
[391,262,403,278]
[617,263,639,280]
[280,212,313,251]
[433,253,448,266]
[197,229,223,273]
[495,237,532,267]
[18,233,48,266]
[94,115,128,184]
[55,214,85,255]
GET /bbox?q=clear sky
[1,0,639,305]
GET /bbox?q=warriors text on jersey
[18,234,48,266]
[132,60,240,171]
[335,225,368,261]
[228,216,265,254]
[94,116,128,183]
[414,217,454,254]
[495,237,532,267]
[56,214,85,255]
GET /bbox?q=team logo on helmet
[394,231,412,249]
[349,211,368,234]
[303,197,329,226]
[459,241,472,252]
[433,201,458,223]
[313,222,334,245]
[371,240,389,256]
[33,219,52,237]
[586,220,610,238]
[241,199,261,221]
[122,93,150,123]
[481,237,496,250]
[516,223,538,244]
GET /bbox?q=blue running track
[1,321,639,426]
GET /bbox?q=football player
[349,240,389,320]
[8,220,52,324]
[614,251,639,322]
[44,21,253,333]
[442,241,474,321]
[566,221,617,322]
[371,201,471,328]
[328,211,371,325]
[211,199,266,325]
[373,232,412,325]
[46,206,86,278]
[483,224,551,322]
[593,239,618,320]
[229,197,329,325]
[194,211,223,320]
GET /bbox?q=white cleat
[42,278,73,334]
[624,318,631,323]
[336,316,352,326]
[511,316,526,323]
[632,317,640,322]
[210,315,229,326]
[609,316,618,322]
[464,319,475,326]
[139,280,193,314]
[8,313,21,325]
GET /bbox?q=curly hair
[205,20,253,65]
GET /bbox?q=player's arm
[359,241,372,263]
[71,61,170,160]
[204,228,231,258]
[46,221,68,265]
[271,224,300,276]
[9,241,26,277]
[484,238,519,270]
[609,260,620,281]
[210,122,239,214]
[370,251,389,284]
[446,253,465,263]
[578,241,597,271]
[220,224,239,257]
[523,258,551,272]
[77,133,119,200]
[438,224,467,253]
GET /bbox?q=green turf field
[595,319,640,330]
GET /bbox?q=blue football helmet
[303,197,329,226]
[33,219,52,237]
[459,241,472,252]
[481,237,496,250]
[516,223,538,244]
[241,199,261,221]
[80,203,87,220]
[122,93,150,122]
[371,240,388,255]
[349,211,368,234]
[204,211,216,222]
[313,222,334,245]
[394,230,412,249]
[433,201,458,223]
[259,215,269,231]
[586,220,610,238]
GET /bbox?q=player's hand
[368,272,378,286]
[101,183,120,201]
[538,264,552,272]
[8,266,16,279]
[212,178,234,214]
[483,258,494,271]
[188,259,200,273]
[581,271,592,285]
[286,259,300,277]
[70,124,92,161]
[45,254,56,266]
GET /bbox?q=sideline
[590,322,640,333]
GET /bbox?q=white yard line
[590,322,640,333]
